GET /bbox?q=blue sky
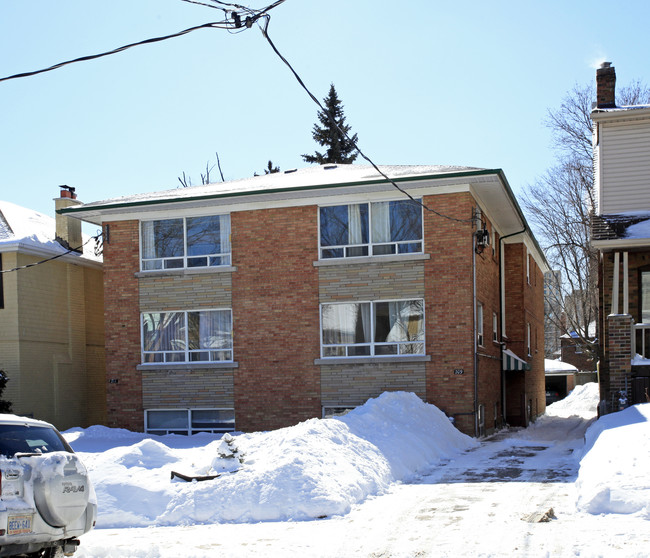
[1,0,648,229]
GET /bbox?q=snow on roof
[545,358,578,375]
[624,216,650,239]
[0,200,101,262]
[72,164,486,210]
[593,103,650,113]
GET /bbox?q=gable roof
[0,200,101,263]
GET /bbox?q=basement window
[145,409,235,435]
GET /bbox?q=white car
[0,415,96,557]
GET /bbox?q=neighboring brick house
[62,165,547,436]
[0,187,105,429]
[591,62,650,410]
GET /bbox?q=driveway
[79,413,650,557]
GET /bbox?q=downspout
[472,231,479,437]
[498,225,527,425]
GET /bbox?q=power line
[0,233,103,274]
[1,0,471,224]
[257,15,474,224]
[0,1,287,84]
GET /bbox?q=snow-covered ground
[66,386,650,557]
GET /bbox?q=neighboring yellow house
[0,187,105,430]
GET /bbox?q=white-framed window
[141,309,233,363]
[145,408,235,435]
[492,312,499,343]
[319,199,423,259]
[526,249,531,285]
[527,322,532,356]
[141,214,231,270]
[320,299,425,357]
[477,302,484,347]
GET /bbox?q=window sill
[135,266,237,278]
[313,253,430,267]
[137,362,238,371]
[315,355,431,365]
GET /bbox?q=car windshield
[0,424,73,457]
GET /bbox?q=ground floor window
[145,409,235,435]
[320,299,424,357]
[141,309,233,363]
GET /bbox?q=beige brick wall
[139,272,232,311]
[319,260,425,302]
[142,368,234,408]
[321,361,426,407]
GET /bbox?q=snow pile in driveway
[546,382,599,419]
[65,392,476,528]
[576,402,650,516]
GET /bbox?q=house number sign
[454,369,465,375]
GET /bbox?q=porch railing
[632,323,650,360]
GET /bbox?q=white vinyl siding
[598,119,650,214]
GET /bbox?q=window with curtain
[142,309,233,363]
[321,299,424,357]
[319,199,422,259]
[141,214,231,270]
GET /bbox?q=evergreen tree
[0,370,13,413]
[302,84,358,165]
[264,160,280,174]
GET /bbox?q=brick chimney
[596,62,616,108]
[55,185,83,252]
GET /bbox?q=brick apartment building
[591,63,650,409]
[62,164,547,436]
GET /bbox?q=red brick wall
[231,206,321,431]
[503,243,546,425]
[103,220,143,430]
[475,214,504,432]
[423,193,476,433]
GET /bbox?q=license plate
[8,515,32,535]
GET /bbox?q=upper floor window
[141,215,231,270]
[320,299,424,357]
[141,309,233,363]
[319,199,423,259]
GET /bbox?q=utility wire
[258,15,475,225]
[1,0,470,224]
[0,1,286,83]
[0,22,226,84]
[0,233,103,274]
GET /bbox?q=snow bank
[546,382,599,419]
[66,392,476,528]
[576,402,650,516]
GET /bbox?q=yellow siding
[0,251,105,430]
